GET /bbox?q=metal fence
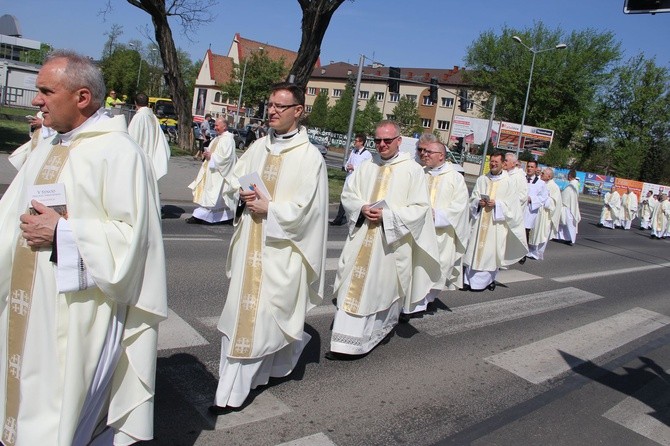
[0,86,38,108]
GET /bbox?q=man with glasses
[327,120,440,359]
[210,83,328,414]
[403,134,469,319]
[330,133,372,225]
[463,151,527,291]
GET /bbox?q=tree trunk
[128,0,193,151]
[289,0,346,88]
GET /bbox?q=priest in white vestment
[127,92,171,180]
[599,186,621,229]
[620,187,638,230]
[187,117,237,224]
[328,121,440,357]
[463,152,527,291]
[0,51,167,446]
[638,190,657,229]
[528,168,562,260]
[504,153,529,213]
[9,112,56,170]
[210,84,328,414]
[554,169,581,244]
[522,160,548,239]
[651,193,670,239]
[410,134,469,315]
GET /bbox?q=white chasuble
[127,106,171,180]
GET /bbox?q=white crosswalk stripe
[412,287,603,337]
[485,307,670,384]
[158,308,209,350]
[275,433,338,446]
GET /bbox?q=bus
[148,97,178,128]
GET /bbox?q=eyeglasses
[373,135,400,145]
[267,103,300,113]
[416,148,441,155]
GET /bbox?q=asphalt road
[1,153,669,446]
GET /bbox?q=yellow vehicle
[148,97,178,128]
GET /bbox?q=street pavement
[1,153,670,446]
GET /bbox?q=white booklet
[29,183,68,217]
[370,199,387,209]
[238,172,271,198]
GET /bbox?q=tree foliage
[327,81,355,133]
[464,22,620,149]
[356,96,383,134]
[307,90,330,128]
[392,95,421,136]
[23,43,53,65]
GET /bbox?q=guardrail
[1,86,38,108]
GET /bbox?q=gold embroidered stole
[192,136,220,203]
[428,174,442,208]
[3,144,69,446]
[474,179,500,267]
[342,164,392,314]
[230,154,282,358]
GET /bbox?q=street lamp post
[512,36,567,158]
[234,46,263,128]
[129,43,142,92]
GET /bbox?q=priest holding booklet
[209,82,328,414]
[0,50,167,445]
[326,120,441,359]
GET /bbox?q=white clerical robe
[464,171,528,290]
[330,152,441,354]
[0,113,167,446]
[651,199,670,238]
[554,179,581,244]
[188,131,237,223]
[528,179,561,260]
[422,162,469,298]
[599,191,621,228]
[524,175,549,230]
[620,192,638,230]
[128,106,171,180]
[214,127,328,407]
[639,195,657,229]
[508,167,529,217]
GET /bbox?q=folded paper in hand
[239,172,270,198]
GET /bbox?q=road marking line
[485,307,670,384]
[603,372,670,446]
[326,257,339,271]
[163,237,224,241]
[413,287,603,337]
[275,433,338,446]
[158,309,209,350]
[212,392,292,430]
[496,269,541,283]
[553,262,670,282]
[198,315,220,330]
[327,240,346,250]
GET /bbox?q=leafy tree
[307,90,330,128]
[289,0,347,88]
[392,95,421,136]
[327,81,355,133]
[103,24,124,59]
[24,43,53,65]
[221,49,289,116]
[595,54,670,181]
[465,22,620,149]
[100,46,139,98]
[356,96,383,134]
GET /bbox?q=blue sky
[3,0,669,68]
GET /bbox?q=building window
[305,105,313,113]
[320,88,329,95]
[214,92,221,102]
[359,90,369,100]
[422,95,435,106]
[405,94,417,103]
[333,89,343,98]
[375,92,384,101]
[422,118,432,128]
[307,87,317,95]
[441,97,454,108]
[386,114,396,120]
[389,93,400,103]
[437,120,450,130]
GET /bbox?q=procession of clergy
[599,184,670,239]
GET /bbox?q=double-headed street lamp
[128,43,157,93]
[235,46,263,127]
[512,35,567,158]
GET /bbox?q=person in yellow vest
[104,89,123,108]
[0,50,167,445]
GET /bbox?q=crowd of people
[1,48,601,444]
[599,185,670,238]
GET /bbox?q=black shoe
[186,216,205,224]
[398,313,411,323]
[487,282,496,291]
[518,256,526,265]
[461,284,471,291]
[325,351,346,361]
[208,405,235,416]
[329,220,345,226]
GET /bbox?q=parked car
[228,129,246,150]
[309,137,328,157]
